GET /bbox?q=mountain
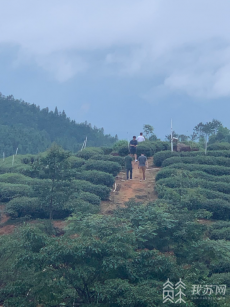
[0,93,118,156]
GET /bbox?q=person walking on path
[138,153,148,181]
[129,136,138,162]
[124,153,133,180]
[136,132,145,143]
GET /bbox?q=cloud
[1,0,230,98]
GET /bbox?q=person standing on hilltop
[138,153,148,181]
[129,136,138,162]
[124,153,133,180]
[136,132,145,143]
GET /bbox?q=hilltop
[0,93,117,156]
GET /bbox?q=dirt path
[101,157,160,214]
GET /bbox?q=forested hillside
[0,93,117,156]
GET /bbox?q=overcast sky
[1,0,230,139]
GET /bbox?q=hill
[0,93,117,156]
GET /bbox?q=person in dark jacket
[124,153,133,180]
[129,136,138,162]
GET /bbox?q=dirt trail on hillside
[101,157,160,214]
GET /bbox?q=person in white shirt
[136,132,145,143]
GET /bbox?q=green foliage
[2,202,229,306]
[162,155,230,168]
[157,176,230,194]
[73,180,111,200]
[112,139,128,151]
[66,156,85,168]
[101,146,113,155]
[136,142,153,157]
[83,159,121,176]
[0,94,117,155]
[75,147,104,160]
[90,154,125,166]
[78,191,101,205]
[156,168,230,184]
[75,170,115,187]
[166,162,230,176]
[151,141,170,152]
[153,151,178,166]
[208,142,230,151]
[118,145,130,156]
[5,197,42,218]
[0,182,33,201]
[0,173,34,184]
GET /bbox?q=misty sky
[1,0,230,140]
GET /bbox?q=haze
[1,0,230,139]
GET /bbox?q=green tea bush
[166,163,230,176]
[208,142,230,151]
[153,151,178,167]
[5,197,42,218]
[101,147,113,155]
[78,192,101,205]
[90,154,124,166]
[73,180,110,200]
[153,150,230,167]
[0,173,34,185]
[136,142,153,157]
[112,140,128,151]
[83,160,121,176]
[156,168,230,184]
[66,156,85,168]
[0,182,33,201]
[184,198,230,220]
[209,227,230,240]
[157,186,230,203]
[157,177,230,194]
[118,145,129,156]
[75,147,104,160]
[68,199,100,214]
[74,170,115,187]
[162,156,230,168]
[151,141,170,152]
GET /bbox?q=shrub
[112,140,128,151]
[209,227,230,240]
[154,141,170,151]
[0,173,34,185]
[78,192,101,205]
[75,147,104,160]
[208,142,230,151]
[75,170,115,187]
[0,182,33,201]
[153,149,230,167]
[136,142,153,157]
[73,180,110,200]
[67,199,100,214]
[101,147,113,155]
[156,168,230,184]
[153,151,178,167]
[83,160,121,176]
[66,156,85,169]
[90,154,124,166]
[166,163,230,176]
[162,156,230,168]
[157,176,230,194]
[5,197,42,218]
[118,145,130,157]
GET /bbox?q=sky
[1,0,230,140]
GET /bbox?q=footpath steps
[101,157,160,214]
